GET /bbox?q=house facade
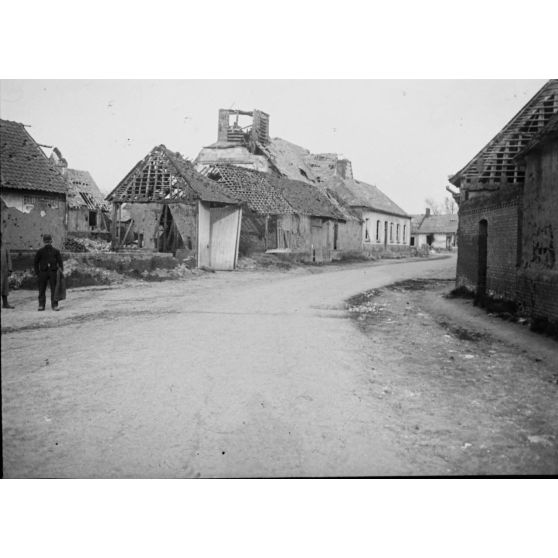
[410,209,458,250]
[324,175,411,253]
[106,145,242,270]
[449,79,558,323]
[1,119,68,252]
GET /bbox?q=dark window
[89,211,97,227]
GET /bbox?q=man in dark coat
[34,234,64,311]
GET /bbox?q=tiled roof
[0,119,68,195]
[106,145,238,204]
[325,175,409,218]
[411,213,458,234]
[66,168,109,210]
[203,164,293,214]
[204,164,345,219]
[267,175,345,220]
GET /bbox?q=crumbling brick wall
[456,185,522,299]
[516,139,558,320]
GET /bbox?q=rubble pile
[64,237,112,253]
[64,237,88,252]
[79,238,112,252]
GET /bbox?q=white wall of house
[411,232,456,249]
[361,210,411,249]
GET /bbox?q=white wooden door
[209,206,241,270]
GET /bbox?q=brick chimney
[425,208,431,217]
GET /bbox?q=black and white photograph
[2,78,557,479]
[0,1,556,556]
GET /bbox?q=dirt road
[2,254,557,477]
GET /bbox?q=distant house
[410,209,458,250]
[203,164,348,262]
[106,145,242,270]
[449,79,558,324]
[0,119,68,251]
[324,174,411,254]
[49,148,110,236]
[196,108,409,255]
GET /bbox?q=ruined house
[49,148,110,237]
[1,119,68,252]
[196,108,407,255]
[448,79,558,322]
[202,164,348,262]
[410,209,458,250]
[105,145,242,270]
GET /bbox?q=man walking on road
[34,234,64,311]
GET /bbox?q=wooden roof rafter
[106,145,238,205]
[450,80,558,189]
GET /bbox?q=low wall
[8,250,179,273]
[63,251,179,273]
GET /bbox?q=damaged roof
[0,119,68,195]
[325,175,409,218]
[516,112,558,158]
[267,174,345,220]
[202,164,293,215]
[203,164,345,220]
[106,145,238,204]
[66,168,109,210]
[258,138,317,183]
[450,79,558,189]
[411,213,458,234]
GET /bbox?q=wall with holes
[1,190,67,250]
[516,139,558,320]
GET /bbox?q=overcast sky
[0,79,547,214]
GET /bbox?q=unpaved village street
[2,254,557,477]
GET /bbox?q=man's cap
[43,234,53,243]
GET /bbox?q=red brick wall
[456,185,522,299]
[516,139,558,320]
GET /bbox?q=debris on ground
[63,236,112,253]
[64,237,88,252]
